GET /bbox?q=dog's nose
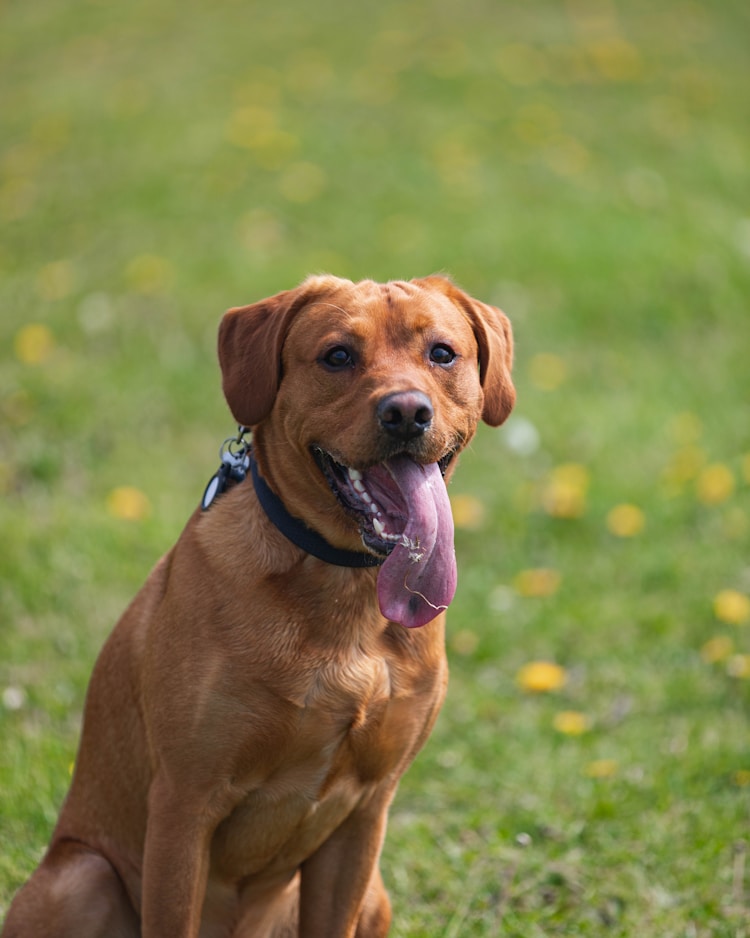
[377,391,434,440]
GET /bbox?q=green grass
[2,0,750,933]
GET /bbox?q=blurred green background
[2,0,749,934]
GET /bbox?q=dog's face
[218,275,514,627]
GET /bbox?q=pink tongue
[365,457,456,628]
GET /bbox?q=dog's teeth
[348,468,363,481]
[352,479,366,494]
[373,517,385,537]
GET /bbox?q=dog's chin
[312,446,457,557]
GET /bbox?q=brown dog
[3,275,514,938]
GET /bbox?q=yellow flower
[661,445,707,491]
[733,770,750,788]
[606,503,645,538]
[542,463,589,519]
[513,568,562,598]
[553,710,591,735]
[726,655,750,679]
[696,464,735,505]
[450,493,485,530]
[585,759,618,779]
[713,589,750,625]
[700,635,735,663]
[516,661,567,693]
[14,323,55,365]
[106,486,151,521]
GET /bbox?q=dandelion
[542,463,589,519]
[700,635,735,663]
[553,710,591,735]
[516,661,567,693]
[585,759,618,779]
[726,655,750,680]
[606,503,646,538]
[106,486,151,521]
[696,464,735,505]
[513,568,562,598]
[450,493,485,530]
[714,589,750,625]
[14,323,55,365]
[661,445,707,491]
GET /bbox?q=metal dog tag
[201,436,251,511]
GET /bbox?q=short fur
[3,275,514,938]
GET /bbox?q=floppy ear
[418,276,516,427]
[218,283,314,427]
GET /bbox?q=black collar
[249,452,383,569]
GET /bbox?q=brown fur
[3,275,514,938]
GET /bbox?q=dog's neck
[249,452,384,570]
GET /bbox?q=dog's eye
[429,344,456,366]
[322,346,354,369]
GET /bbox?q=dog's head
[218,275,514,627]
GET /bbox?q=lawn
[1,0,749,934]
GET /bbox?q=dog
[3,275,514,938]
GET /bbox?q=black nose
[377,391,434,441]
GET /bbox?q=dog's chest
[209,648,432,880]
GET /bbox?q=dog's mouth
[312,447,458,628]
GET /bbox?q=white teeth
[372,516,406,544]
[347,467,372,502]
[346,466,386,526]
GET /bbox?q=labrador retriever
[3,275,514,938]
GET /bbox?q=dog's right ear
[218,290,298,427]
[217,287,303,427]
[218,276,341,426]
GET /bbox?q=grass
[2,0,749,933]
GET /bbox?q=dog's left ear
[417,276,516,426]
[218,279,328,427]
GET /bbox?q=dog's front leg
[140,778,214,938]
[299,791,393,938]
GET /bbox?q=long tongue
[368,457,456,628]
